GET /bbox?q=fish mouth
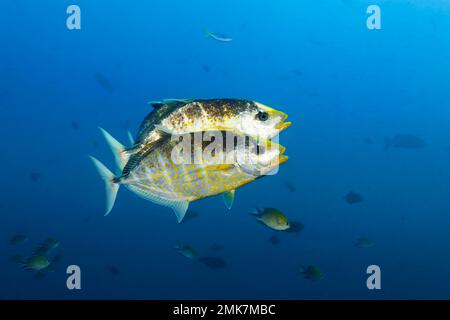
[279,155,289,165]
[276,144,289,166]
[255,102,292,132]
[275,112,292,131]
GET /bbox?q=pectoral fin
[222,190,236,210]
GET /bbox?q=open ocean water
[1,0,450,300]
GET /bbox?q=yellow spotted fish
[90,130,288,223]
[115,99,291,177]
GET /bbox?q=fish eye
[256,111,269,121]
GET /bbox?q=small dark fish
[33,238,60,256]
[29,172,41,182]
[198,256,227,269]
[285,221,304,233]
[268,235,280,245]
[300,265,323,281]
[209,243,224,252]
[71,121,80,130]
[92,140,100,149]
[284,181,296,192]
[176,58,189,64]
[107,266,120,275]
[202,65,211,73]
[363,137,374,145]
[9,234,28,245]
[34,271,46,280]
[344,191,364,205]
[308,37,325,47]
[385,134,426,149]
[95,73,114,93]
[354,237,374,249]
[180,210,200,224]
[82,216,91,224]
[292,69,303,76]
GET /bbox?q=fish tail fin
[89,156,120,216]
[98,127,129,172]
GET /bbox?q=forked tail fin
[89,156,120,216]
[98,127,129,173]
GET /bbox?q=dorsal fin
[148,99,193,110]
[147,101,165,109]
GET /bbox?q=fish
[363,137,374,145]
[120,98,291,176]
[71,121,80,130]
[344,191,364,205]
[9,234,28,245]
[284,181,296,192]
[20,256,50,271]
[175,244,198,260]
[95,73,114,93]
[92,140,100,148]
[206,32,233,42]
[34,271,47,280]
[385,134,426,149]
[82,215,92,224]
[300,265,323,281]
[354,237,374,249]
[251,208,290,231]
[202,65,211,73]
[29,172,41,182]
[209,243,224,252]
[33,238,60,256]
[107,266,121,275]
[198,256,227,269]
[268,235,280,245]
[90,129,288,222]
[308,37,325,47]
[32,255,62,279]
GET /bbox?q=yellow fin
[222,190,235,210]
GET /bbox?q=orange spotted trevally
[90,130,288,223]
[117,99,291,177]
